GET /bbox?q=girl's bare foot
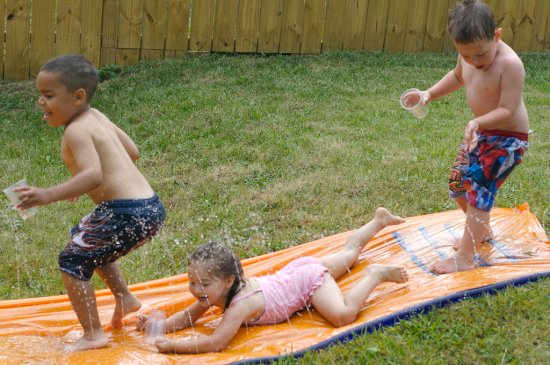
[65,332,109,352]
[367,264,409,284]
[111,293,142,328]
[430,253,476,274]
[374,207,406,228]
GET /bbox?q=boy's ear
[74,88,87,105]
[494,28,502,41]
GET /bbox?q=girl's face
[188,261,234,307]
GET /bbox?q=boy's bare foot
[111,293,142,328]
[374,207,406,228]
[430,253,476,274]
[452,226,493,251]
[65,332,109,352]
[367,264,409,284]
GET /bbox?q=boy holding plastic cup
[15,54,166,351]
[402,0,529,274]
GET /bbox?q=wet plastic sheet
[1,205,549,364]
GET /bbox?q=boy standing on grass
[413,0,529,273]
[14,54,166,350]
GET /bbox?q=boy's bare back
[62,108,154,204]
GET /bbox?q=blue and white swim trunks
[58,194,165,281]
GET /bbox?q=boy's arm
[17,127,102,207]
[463,59,525,152]
[155,302,252,353]
[425,58,463,103]
[115,126,140,162]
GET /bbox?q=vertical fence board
[100,0,118,66]
[279,0,304,54]
[403,0,429,52]
[512,0,536,52]
[5,0,30,80]
[57,0,81,55]
[116,48,140,65]
[30,0,55,77]
[343,0,368,50]
[213,0,238,52]
[80,0,103,66]
[118,0,143,49]
[142,0,167,59]
[257,0,283,53]
[497,0,520,46]
[531,0,550,50]
[484,0,501,28]
[323,0,347,51]
[384,0,409,52]
[364,0,389,51]
[442,0,457,52]
[423,0,449,52]
[140,49,164,60]
[190,0,214,52]
[235,0,261,52]
[301,0,325,54]
[166,0,190,53]
[0,0,5,77]
[117,0,142,65]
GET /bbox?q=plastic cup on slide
[145,310,166,344]
[2,179,37,220]
[400,88,428,119]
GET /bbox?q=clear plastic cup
[2,179,38,220]
[145,310,166,344]
[400,88,428,119]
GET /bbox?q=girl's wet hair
[40,54,99,102]
[448,0,496,43]
[189,242,245,310]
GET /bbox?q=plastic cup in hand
[145,310,166,344]
[2,179,37,220]
[400,88,428,119]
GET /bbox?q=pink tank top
[231,257,328,325]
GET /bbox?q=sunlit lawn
[1,51,548,364]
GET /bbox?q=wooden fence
[1,0,549,81]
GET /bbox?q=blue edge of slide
[230,271,550,365]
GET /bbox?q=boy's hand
[14,186,51,209]
[135,314,149,331]
[463,120,479,152]
[420,90,431,105]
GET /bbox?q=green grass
[1,51,549,363]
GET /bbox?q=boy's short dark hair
[448,0,496,43]
[40,54,99,102]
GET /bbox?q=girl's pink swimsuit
[231,257,328,325]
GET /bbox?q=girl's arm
[154,301,254,354]
[136,301,207,332]
[166,301,208,332]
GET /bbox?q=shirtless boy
[407,0,529,273]
[15,54,166,350]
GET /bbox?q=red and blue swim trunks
[448,130,528,211]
